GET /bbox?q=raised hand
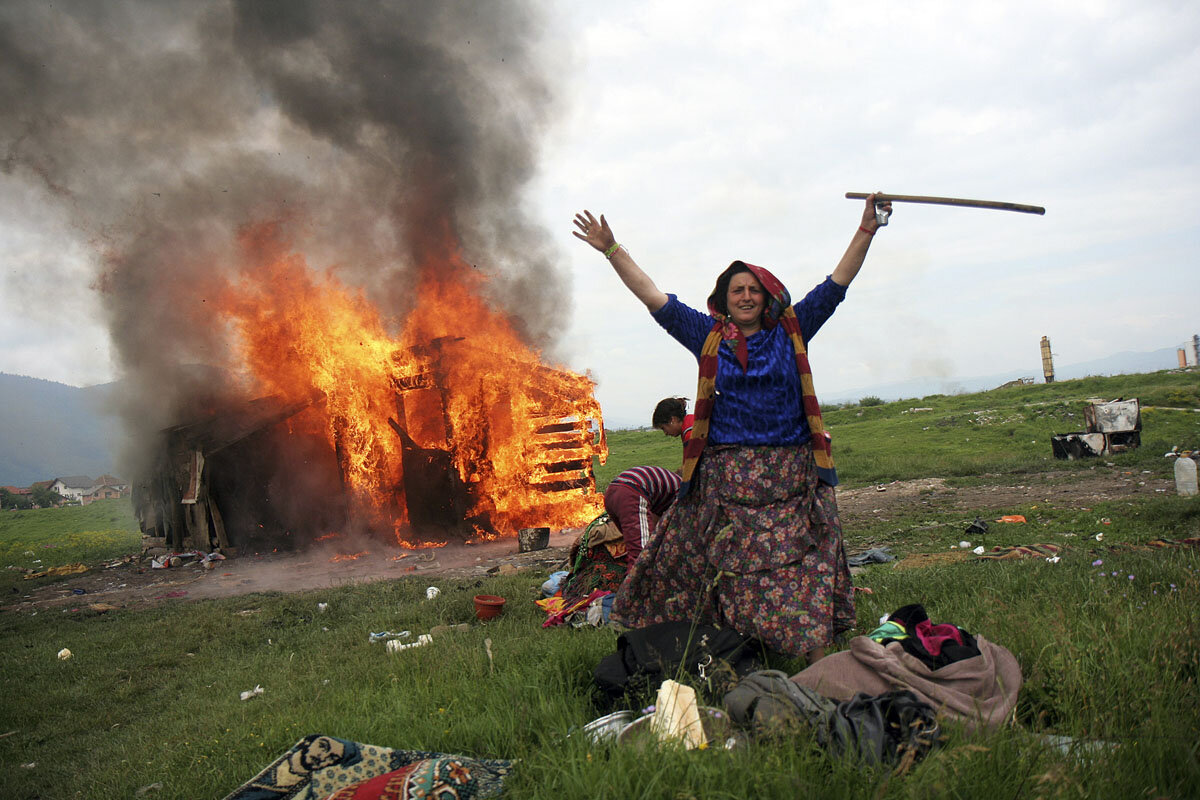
[572,210,616,253]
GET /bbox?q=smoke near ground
[0,0,569,476]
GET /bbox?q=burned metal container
[1051,398,1141,460]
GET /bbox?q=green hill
[596,368,1200,487]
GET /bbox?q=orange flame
[213,221,606,545]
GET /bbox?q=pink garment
[915,618,963,656]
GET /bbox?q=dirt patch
[3,465,1173,614]
[4,530,579,614]
[835,467,1171,530]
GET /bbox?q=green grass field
[1,371,1198,799]
[0,499,140,595]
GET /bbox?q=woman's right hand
[572,210,616,253]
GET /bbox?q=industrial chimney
[1040,336,1055,383]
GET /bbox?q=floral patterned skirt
[611,443,855,657]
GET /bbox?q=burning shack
[135,335,607,554]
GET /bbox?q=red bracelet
[858,225,875,236]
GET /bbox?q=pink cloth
[915,618,962,656]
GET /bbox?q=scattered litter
[853,586,874,594]
[386,634,432,653]
[976,543,1062,561]
[1041,733,1118,761]
[134,782,164,796]
[236,608,262,616]
[21,762,36,769]
[57,648,72,660]
[1100,518,1112,525]
[88,603,117,613]
[151,550,205,569]
[239,685,265,701]
[1046,556,1061,563]
[972,546,985,555]
[317,602,329,613]
[484,637,495,673]
[425,586,440,600]
[24,563,89,580]
[389,553,411,561]
[369,631,411,643]
[541,570,569,597]
[965,517,989,536]
[846,547,894,567]
[958,541,971,549]
[72,588,86,595]
[1095,533,1104,542]
[996,515,1027,524]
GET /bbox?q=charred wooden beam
[532,476,594,492]
[539,459,591,474]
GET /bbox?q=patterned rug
[222,734,511,800]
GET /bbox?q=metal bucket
[517,526,550,553]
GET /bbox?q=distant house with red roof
[49,475,130,505]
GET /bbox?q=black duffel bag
[593,621,763,710]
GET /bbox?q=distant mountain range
[0,345,1189,482]
[822,346,1188,406]
[0,373,122,487]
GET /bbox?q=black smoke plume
[0,0,569,480]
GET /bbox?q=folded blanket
[222,734,511,800]
[791,635,1022,732]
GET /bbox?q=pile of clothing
[586,605,1022,768]
[790,603,1022,732]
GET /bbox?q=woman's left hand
[573,210,616,253]
[859,192,892,234]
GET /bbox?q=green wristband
[604,242,621,259]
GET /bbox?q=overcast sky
[2,0,1198,429]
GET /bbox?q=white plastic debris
[57,648,72,660]
[240,685,265,701]
[1095,533,1104,542]
[1046,556,1061,563]
[972,546,985,555]
[958,541,971,549]
[317,602,329,613]
[386,634,432,653]
[425,586,440,600]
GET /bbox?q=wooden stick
[846,192,1045,215]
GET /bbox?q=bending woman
[572,195,890,662]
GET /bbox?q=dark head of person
[652,397,688,428]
